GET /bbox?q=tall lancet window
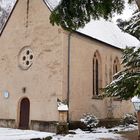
[113,57,120,75]
[93,51,101,96]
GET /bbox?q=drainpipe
[67,32,72,123]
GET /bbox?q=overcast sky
[112,0,138,22]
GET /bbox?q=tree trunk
[135,0,140,10]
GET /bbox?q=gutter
[67,32,72,123]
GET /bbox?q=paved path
[101,130,138,140]
[121,130,138,140]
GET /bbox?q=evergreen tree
[50,0,135,30]
[104,47,140,100]
[117,10,140,40]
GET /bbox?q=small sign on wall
[3,91,9,99]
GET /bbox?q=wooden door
[19,98,30,129]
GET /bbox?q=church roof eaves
[43,0,53,11]
[74,31,123,51]
[77,19,140,50]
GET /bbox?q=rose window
[18,47,34,70]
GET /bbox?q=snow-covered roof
[44,0,61,10]
[78,19,140,49]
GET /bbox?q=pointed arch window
[93,51,102,96]
[113,57,120,75]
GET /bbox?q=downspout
[67,32,72,123]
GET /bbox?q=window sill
[92,96,103,100]
[113,98,122,101]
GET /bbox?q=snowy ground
[0,127,54,140]
[0,124,138,140]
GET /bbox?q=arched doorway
[19,98,30,129]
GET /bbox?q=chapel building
[0,0,139,132]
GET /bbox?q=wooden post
[137,111,140,140]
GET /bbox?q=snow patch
[0,128,54,140]
[57,101,68,111]
[0,124,138,140]
[53,128,122,140]
[92,124,138,133]
[131,96,140,102]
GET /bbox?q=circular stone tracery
[18,47,34,70]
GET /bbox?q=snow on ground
[0,127,54,140]
[53,128,122,140]
[0,124,137,140]
[131,96,140,102]
[94,124,138,133]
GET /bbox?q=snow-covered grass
[0,124,137,140]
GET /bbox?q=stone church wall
[0,0,64,132]
[67,33,134,122]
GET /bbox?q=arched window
[113,57,120,75]
[93,51,101,96]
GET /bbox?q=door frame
[17,97,30,129]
